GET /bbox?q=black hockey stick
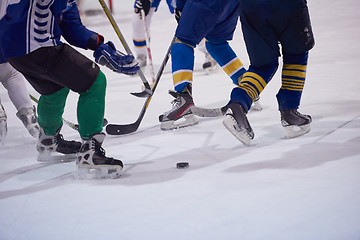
[106,35,176,135]
[98,0,152,98]
[29,94,108,131]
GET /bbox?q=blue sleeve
[58,2,96,49]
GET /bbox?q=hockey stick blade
[191,105,228,117]
[106,98,149,135]
[130,70,152,98]
[130,89,152,98]
[106,36,176,135]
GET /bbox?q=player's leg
[276,0,314,138]
[224,1,279,144]
[131,2,157,67]
[0,62,40,138]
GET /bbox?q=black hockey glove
[94,41,140,75]
[134,0,151,16]
[175,8,182,23]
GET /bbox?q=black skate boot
[223,102,254,145]
[159,85,198,130]
[0,102,7,145]
[37,127,81,162]
[76,132,122,179]
[280,109,312,139]
[16,106,40,138]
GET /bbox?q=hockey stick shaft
[191,105,228,117]
[29,94,108,131]
[105,35,176,135]
[98,0,152,96]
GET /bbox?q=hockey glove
[175,8,181,23]
[134,0,151,16]
[94,41,140,75]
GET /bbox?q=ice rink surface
[1,0,359,239]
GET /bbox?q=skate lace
[162,94,182,115]
[171,95,182,109]
[92,140,106,157]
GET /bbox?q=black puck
[176,162,189,169]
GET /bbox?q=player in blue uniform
[223,0,315,145]
[158,0,248,130]
[0,0,139,178]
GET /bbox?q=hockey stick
[141,10,155,86]
[98,0,152,98]
[106,35,176,135]
[191,105,228,118]
[191,97,262,117]
[29,94,108,131]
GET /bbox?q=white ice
[0,0,359,239]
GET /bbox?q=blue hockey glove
[94,41,140,75]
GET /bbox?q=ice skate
[135,54,147,68]
[281,109,312,139]
[223,102,254,145]
[159,86,198,130]
[16,106,40,138]
[76,132,122,179]
[0,103,7,145]
[250,97,262,111]
[37,127,81,162]
[202,53,218,74]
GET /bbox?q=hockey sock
[38,87,70,135]
[77,71,106,140]
[171,42,194,93]
[276,52,308,110]
[231,62,278,112]
[205,41,246,85]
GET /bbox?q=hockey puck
[176,162,189,169]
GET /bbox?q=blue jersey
[0,0,95,60]
[175,0,239,47]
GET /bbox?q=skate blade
[37,151,77,163]
[75,165,122,179]
[160,114,199,130]
[284,124,311,139]
[223,115,253,146]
